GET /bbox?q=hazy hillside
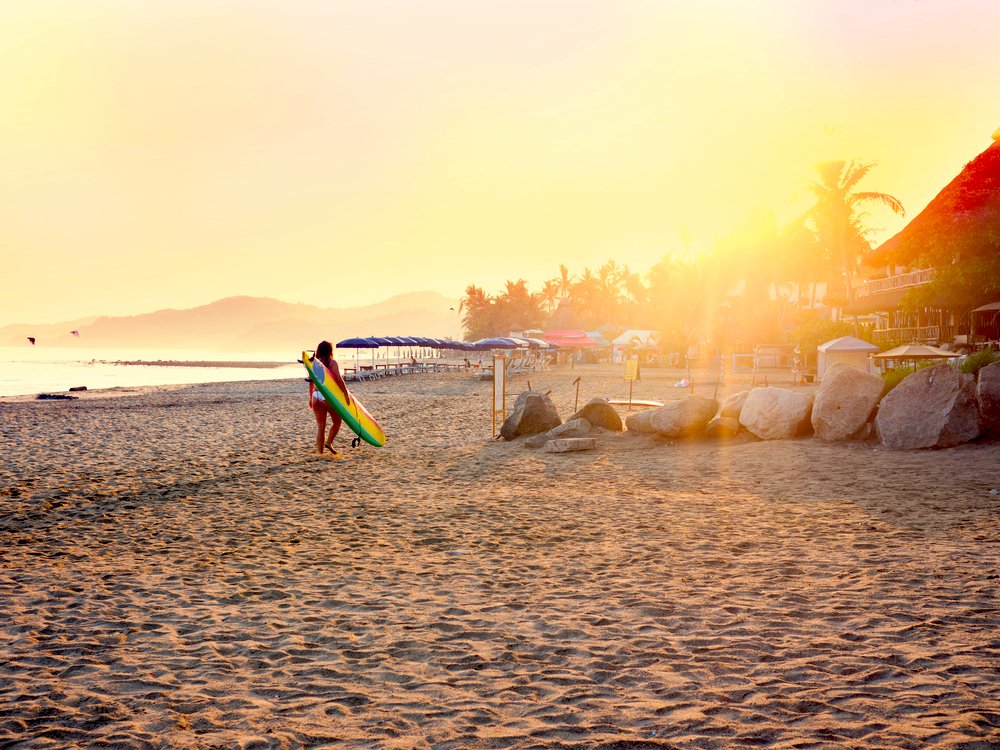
[0,292,461,351]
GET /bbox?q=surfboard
[605,398,664,408]
[302,350,386,447]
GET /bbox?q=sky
[2,0,998,325]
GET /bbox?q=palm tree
[540,279,562,314]
[557,264,573,300]
[805,160,905,301]
[497,279,545,332]
[458,285,494,340]
[569,267,603,327]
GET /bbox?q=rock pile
[977,361,1000,437]
[811,363,883,441]
[649,396,719,438]
[500,391,561,441]
[568,399,623,431]
[739,387,813,440]
[875,364,981,449]
[507,357,1000,452]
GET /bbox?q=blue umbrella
[474,337,519,350]
[337,337,378,349]
[336,336,379,371]
[368,336,395,346]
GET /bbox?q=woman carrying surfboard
[309,341,351,456]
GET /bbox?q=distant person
[309,340,351,457]
[409,355,417,367]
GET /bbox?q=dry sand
[1,365,998,749]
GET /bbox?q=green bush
[789,318,855,353]
[957,346,999,377]
[881,365,918,396]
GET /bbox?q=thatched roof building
[866,131,1000,268]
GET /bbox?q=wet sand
[1,366,998,749]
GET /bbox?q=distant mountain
[0,292,462,351]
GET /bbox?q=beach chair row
[344,362,466,382]
[506,354,551,375]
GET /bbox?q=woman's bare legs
[325,406,343,451]
[312,399,328,455]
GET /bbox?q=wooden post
[573,376,581,413]
[492,353,506,437]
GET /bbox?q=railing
[857,268,933,297]
[871,326,943,347]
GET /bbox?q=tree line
[461,159,905,353]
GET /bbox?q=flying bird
[27,337,35,345]
[70,330,80,337]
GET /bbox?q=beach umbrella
[474,337,519,350]
[380,336,408,361]
[412,337,435,356]
[368,337,396,362]
[336,336,379,370]
[873,343,958,360]
[337,337,378,349]
[873,343,958,370]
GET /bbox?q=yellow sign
[624,357,640,382]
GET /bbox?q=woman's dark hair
[316,341,333,360]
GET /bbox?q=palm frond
[840,160,876,191]
[815,160,847,190]
[851,191,905,216]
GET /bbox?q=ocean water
[0,346,443,397]
[0,346,303,397]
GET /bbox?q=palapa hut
[848,128,1000,348]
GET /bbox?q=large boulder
[811,362,884,441]
[977,361,1000,437]
[547,418,592,439]
[876,364,981,449]
[705,416,740,439]
[739,387,813,440]
[523,433,549,449]
[719,390,750,421]
[649,396,719,439]
[625,409,657,434]
[569,398,623,431]
[500,391,561,440]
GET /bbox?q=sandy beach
[1,365,999,749]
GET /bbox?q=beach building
[846,129,1000,349]
[816,336,879,379]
